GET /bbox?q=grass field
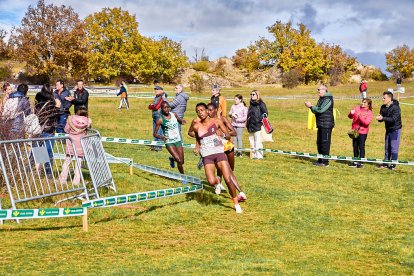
[0,81,413,274]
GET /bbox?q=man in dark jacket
[67,80,89,113]
[53,79,72,133]
[305,84,334,167]
[376,91,402,170]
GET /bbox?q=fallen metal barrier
[0,136,89,209]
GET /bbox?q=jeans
[316,127,332,164]
[385,128,401,161]
[361,91,367,99]
[42,132,55,174]
[152,118,163,150]
[56,113,69,134]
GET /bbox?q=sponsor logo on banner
[106,198,116,206]
[39,208,60,217]
[128,195,137,202]
[93,200,105,207]
[12,209,35,218]
[63,208,84,215]
[117,196,127,204]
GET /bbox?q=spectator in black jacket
[67,80,89,113]
[376,91,402,170]
[305,84,334,167]
[35,83,62,175]
[53,79,72,133]
[246,90,268,159]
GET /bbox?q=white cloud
[1,0,414,69]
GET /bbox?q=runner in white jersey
[190,103,247,214]
[154,101,186,174]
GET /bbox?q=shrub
[192,60,210,72]
[369,68,389,81]
[189,73,205,93]
[212,58,227,77]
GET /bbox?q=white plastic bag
[24,113,42,135]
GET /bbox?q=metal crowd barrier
[80,129,116,198]
[0,136,89,209]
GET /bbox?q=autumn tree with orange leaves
[10,0,87,82]
[386,44,414,78]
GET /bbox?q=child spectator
[59,107,91,185]
[229,94,248,157]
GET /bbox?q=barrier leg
[82,208,88,232]
[130,159,133,176]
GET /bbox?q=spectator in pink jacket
[228,94,248,157]
[348,98,373,168]
[59,107,91,185]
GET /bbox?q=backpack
[2,98,20,119]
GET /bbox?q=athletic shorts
[202,153,228,165]
[165,141,182,148]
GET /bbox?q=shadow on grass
[0,222,85,232]
[185,183,236,211]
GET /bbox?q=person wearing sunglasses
[305,84,334,167]
[246,90,268,160]
[376,91,402,170]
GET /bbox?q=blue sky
[1,0,413,73]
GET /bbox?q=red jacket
[348,105,373,134]
[359,82,367,93]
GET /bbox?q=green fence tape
[0,207,85,220]
[99,136,414,166]
[83,184,203,209]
